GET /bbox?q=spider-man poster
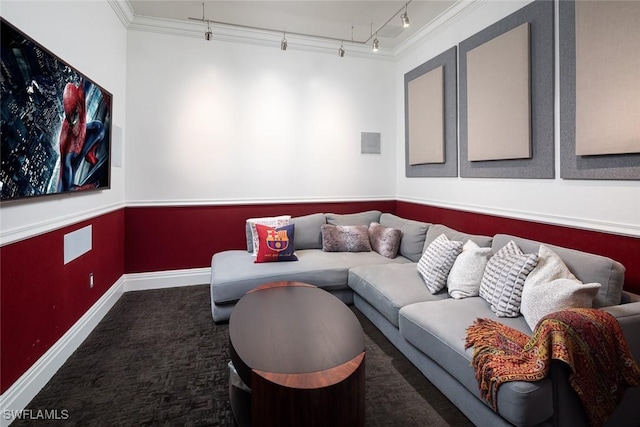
[0,18,112,201]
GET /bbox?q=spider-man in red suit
[58,79,104,191]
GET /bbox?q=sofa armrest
[622,291,640,303]
[602,301,640,362]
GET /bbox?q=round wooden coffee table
[229,281,365,427]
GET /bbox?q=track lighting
[401,4,410,28]
[204,23,212,41]
[191,1,414,53]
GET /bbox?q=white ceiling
[127,1,457,49]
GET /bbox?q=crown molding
[394,0,486,58]
[107,0,135,29]
[107,0,483,60]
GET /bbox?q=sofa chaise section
[209,211,425,322]
[210,248,410,322]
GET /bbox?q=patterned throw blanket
[465,308,640,427]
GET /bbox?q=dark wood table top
[229,282,365,389]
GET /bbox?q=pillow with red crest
[254,223,298,263]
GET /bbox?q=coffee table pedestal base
[250,352,365,427]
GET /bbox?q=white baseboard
[0,276,125,427]
[0,267,211,426]
[123,267,211,292]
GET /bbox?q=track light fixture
[401,4,410,28]
[204,20,212,41]
[191,1,414,53]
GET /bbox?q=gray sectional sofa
[209,210,640,427]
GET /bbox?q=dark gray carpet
[17,285,473,426]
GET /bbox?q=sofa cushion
[479,240,538,317]
[379,213,431,262]
[291,213,326,249]
[348,263,449,327]
[447,240,492,299]
[326,210,381,226]
[492,234,625,307]
[368,222,402,258]
[321,224,372,252]
[417,234,463,294]
[211,249,410,305]
[399,298,553,427]
[254,223,298,263]
[245,215,291,254]
[424,224,493,253]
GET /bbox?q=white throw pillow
[521,245,601,330]
[417,234,463,294]
[246,215,291,256]
[520,278,601,330]
[524,244,577,286]
[447,240,492,299]
[479,240,538,317]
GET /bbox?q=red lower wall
[396,201,640,294]
[3,199,638,394]
[125,200,639,292]
[0,209,125,394]
[124,201,396,273]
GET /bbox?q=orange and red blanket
[465,308,640,427]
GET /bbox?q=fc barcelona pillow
[255,223,298,263]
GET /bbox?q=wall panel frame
[559,0,640,180]
[459,0,554,178]
[404,46,457,177]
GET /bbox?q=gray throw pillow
[479,240,538,318]
[417,234,463,294]
[326,210,381,226]
[291,213,326,250]
[369,222,401,259]
[447,240,492,299]
[321,224,372,252]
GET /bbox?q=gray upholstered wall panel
[459,0,554,179]
[559,0,640,180]
[404,46,457,177]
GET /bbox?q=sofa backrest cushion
[492,234,625,307]
[380,213,431,262]
[424,224,493,253]
[291,213,326,250]
[326,210,382,226]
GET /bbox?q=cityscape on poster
[0,18,112,202]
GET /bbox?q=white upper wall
[125,30,396,205]
[1,0,638,242]
[0,1,127,244]
[395,0,640,237]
